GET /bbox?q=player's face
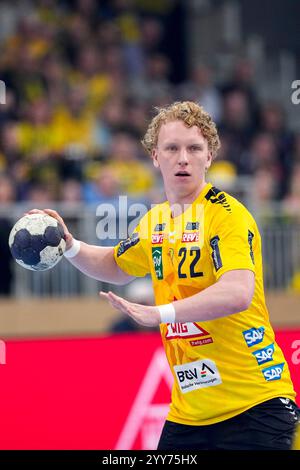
[152,120,212,201]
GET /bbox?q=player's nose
[178,148,189,166]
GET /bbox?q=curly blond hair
[141,101,220,158]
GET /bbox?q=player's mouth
[175,170,191,177]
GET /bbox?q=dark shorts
[157,397,300,450]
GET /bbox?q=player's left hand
[100,291,160,327]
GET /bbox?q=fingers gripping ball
[9,213,66,271]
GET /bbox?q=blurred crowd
[0,0,299,300]
[0,0,299,217]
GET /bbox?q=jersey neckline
[166,182,213,221]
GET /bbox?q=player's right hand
[25,209,74,250]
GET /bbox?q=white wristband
[158,303,176,323]
[64,239,81,258]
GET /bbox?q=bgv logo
[177,362,214,382]
[174,359,222,393]
[252,343,274,365]
[262,363,284,381]
[243,327,265,347]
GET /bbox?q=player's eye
[189,145,202,152]
[166,145,178,152]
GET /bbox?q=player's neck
[167,182,208,218]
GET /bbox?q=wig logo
[0,340,6,365]
[0,80,6,105]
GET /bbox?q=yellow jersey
[114,182,296,425]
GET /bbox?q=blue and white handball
[9,213,66,271]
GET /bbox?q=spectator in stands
[218,89,254,174]
[0,173,15,296]
[0,173,16,204]
[60,179,83,205]
[0,218,13,296]
[0,0,296,216]
[248,133,281,198]
[220,58,258,122]
[252,169,278,209]
[103,130,155,197]
[293,133,300,163]
[17,97,54,158]
[83,166,120,205]
[93,97,127,153]
[0,121,21,171]
[178,63,222,123]
[259,102,294,198]
[130,53,173,104]
[26,182,55,204]
[283,163,300,219]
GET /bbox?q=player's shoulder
[205,186,254,221]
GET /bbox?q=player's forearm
[173,280,251,323]
[66,242,131,284]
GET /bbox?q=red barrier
[0,330,299,449]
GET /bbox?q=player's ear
[205,151,213,171]
[152,148,160,168]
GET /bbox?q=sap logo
[243,327,265,347]
[262,363,284,381]
[151,233,164,244]
[181,232,199,243]
[252,343,274,365]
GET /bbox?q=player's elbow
[112,276,133,286]
[111,268,134,285]
[219,270,255,314]
[234,285,254,312]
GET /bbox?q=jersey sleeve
[114,224,150,277]
[208,204,256,280]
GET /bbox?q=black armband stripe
[210,235,222,271]
[248,230,255,264]
[117,232,140,257]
